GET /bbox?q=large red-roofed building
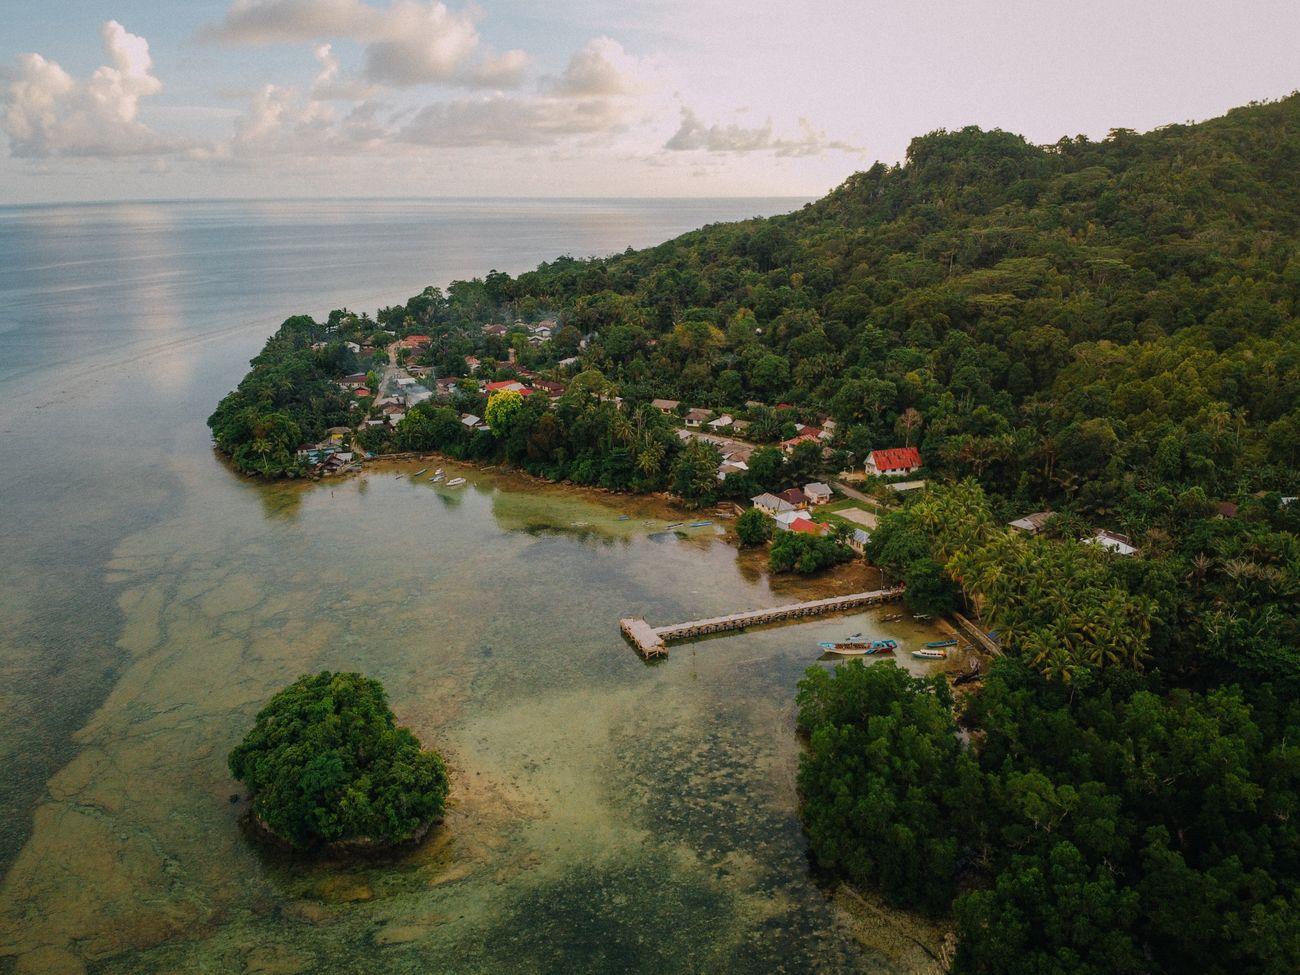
[866,447,922,476]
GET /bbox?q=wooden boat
[688,520,713,528]
[912,647,947,660]
[446,477,466,487]
[412,468,428,477]
[880,613,903,622]
[818,638,897,657]
[429,474,444,482]
[434,468,444,476]
[925,639,958,649]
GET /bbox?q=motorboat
[818,637,897,656]
[912,647,948,660]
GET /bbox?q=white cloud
[664,106,860,156]
[467,49,529,89]
[2,21,182,158]
[360,2,481,85]
[203,0,522,89]
[398,93,633,147]
[219,84,390,157]
[201,0,380,44]
[543,37,642,98]
[310,43,377,101]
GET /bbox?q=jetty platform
[620,587,905,659]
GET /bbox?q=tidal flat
[0,461,947,974]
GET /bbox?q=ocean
[0,197,943,973]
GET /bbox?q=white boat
[412,468,428,477]
[429,474,444,482]
[818,638,897,657]
[446,477,466,487]
[434,468,444,476]
[912,647,947,660]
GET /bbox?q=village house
[557,356,580,369]
[651,398,680,415]
[460,413,488,432]
[778,431,820,454]
[482,324,508,338]
[752,492,796,516]
[730,419,751,435]
[394,335,431,352]
[866,447,923,477]
[1087,529,1138,557]
[485,379,531,396]
[777,487,809,509]
[717,462,747,481]
[464,356,481,372]
[707,414,734,431]
[353,387,371,398]
[434,377,459,398]
[341,372,369,388]
[773,509,814,531]
[533,380,566,399]
[847,528,871,555]
[787,517,822,535]
[1009,511,1054,535]
[804,482,833,505]
[684,408,711,428]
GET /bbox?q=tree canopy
[228,672,449,850]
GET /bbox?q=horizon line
[0,193,817,210]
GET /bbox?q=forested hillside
[503,94,1299,529]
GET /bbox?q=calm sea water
[0,198,945,974]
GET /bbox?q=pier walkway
[620,587,905,659]
[952,612,1002,657]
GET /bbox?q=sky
[1,0,1297,204]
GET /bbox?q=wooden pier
[619,587,905,659]
[951,612,1002,657]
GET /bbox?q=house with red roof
[778,432,820,454]
[788,517,822,535]
[866,447,922,476]
[485,379,529,395]
[394,335,431,351]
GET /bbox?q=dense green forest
[210,95,1300,969]
[228,672,449,850]
[488,95,1300,531]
